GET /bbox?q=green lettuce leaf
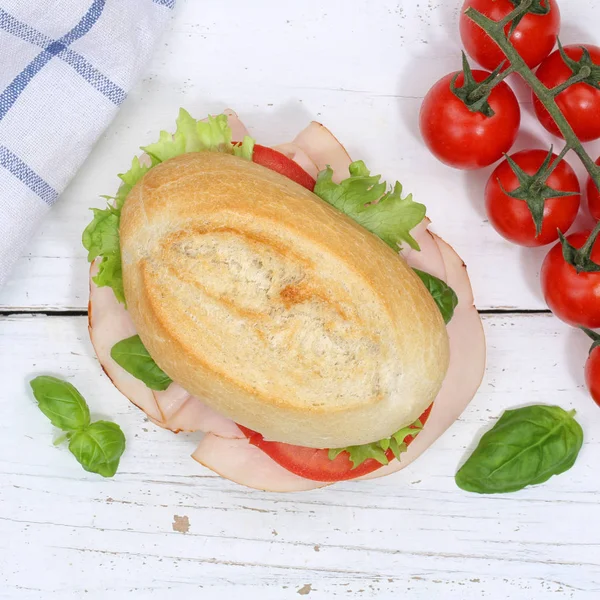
[81,163,150,305]
[93,248,125,304]
[82,206,119,263]
[314,159,457,326]
[142,110,254,163]
[328,417,424,469]
[82,110,255,304]
[314,160,426,251]
[115,155,157,210]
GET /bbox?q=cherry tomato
[460,0,560,70]
[485,149,580,247]
[585,343,600,407]
[420,70,520,170]
[533,44,600,142]
[248,144,316,191]
[541,230,600,328]
[239,405,432,482]
[585,157,600,221]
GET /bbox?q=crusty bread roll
[120,152,449,448]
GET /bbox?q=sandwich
[83,109,485,491]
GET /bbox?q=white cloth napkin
[0,0,173,286]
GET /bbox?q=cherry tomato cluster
[419,0,600,407]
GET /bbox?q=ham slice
[358,235,485,480]
[186,231,479,491]
[292,121,352,183]
[223,108,249,142]
[433,233,475,307]
[192,435,329,492]
[155,383,243,438]
[285,123,441,276]
[88,110,251,438]
[402,217,447,282]
[88,111,484,490]
[89,262,162,424]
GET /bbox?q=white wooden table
[2,1,600,598]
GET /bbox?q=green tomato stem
[581,327,600,354]
[551,69,592,96]
[467,63,516,104]
[497,0,533,29]
[465,6,600,203]
[53,433,69,447]
[578,220,600,257]
[581,326,600,342]
[539,142,572,182]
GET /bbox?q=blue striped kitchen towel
[0,0,174,286]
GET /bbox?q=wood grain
[1,313,598,599]
[3,1,600,598]
[2,0,600,312]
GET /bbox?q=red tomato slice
[251,144,316,191]
[238,405,433,482]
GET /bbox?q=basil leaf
[413,269,458,324]
[111,335,172,391]
[68,421,126,478]
[30,376,90,432]
[30,376,126,478]
[456,405,584,494]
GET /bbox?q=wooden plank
[2,0,600,312]
[1,313,598,598]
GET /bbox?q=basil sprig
[413,268,458,324]
[456,405,583,494]
[30,376,126,478]
[110,335,172,391]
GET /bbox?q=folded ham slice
[192,435,329,492]
[87,110,485,491]
[193,232,483,490]
[287,122,444,274]
[358,233,485,480]
[223,108,249,142]
[402,217,446,282]
[89,262,162,424]
[155,383,242,438]
[291,121,352,183]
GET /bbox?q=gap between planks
[0,308,553,317]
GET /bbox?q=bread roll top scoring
[120,152,449,448]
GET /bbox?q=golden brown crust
[120,152,449,447]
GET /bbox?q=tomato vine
[466,3,600,199]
